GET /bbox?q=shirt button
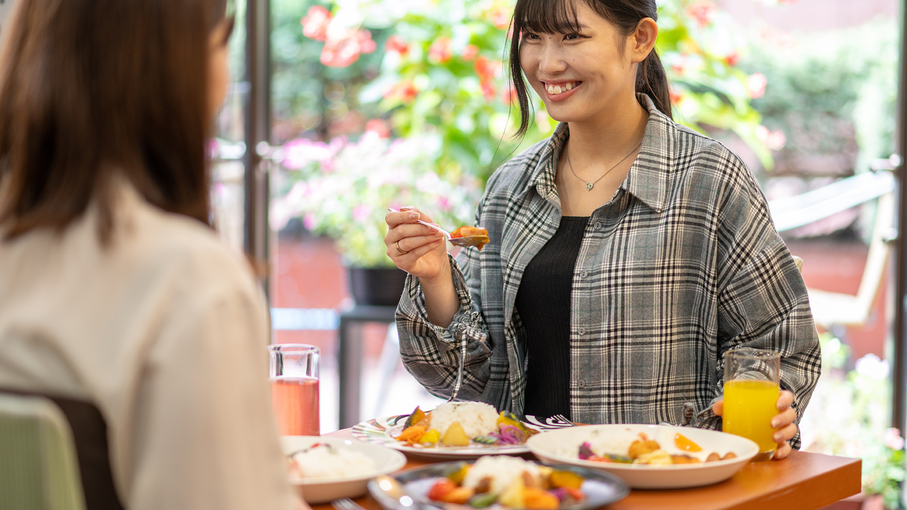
[578,380,586,388]
[594,221,603,230]
[578,328,586,336]
[580,271,588,278]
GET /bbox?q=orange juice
[723,379,779,453]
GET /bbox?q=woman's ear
[631,17,658,64]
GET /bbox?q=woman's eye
[564,33,582,41]
[522,31,541,41]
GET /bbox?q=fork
[550,414,576,427]
[332,498,368,510]
[447,339,467,403]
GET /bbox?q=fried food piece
[670,454,701,464]
[628,439,661,459]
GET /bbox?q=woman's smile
[542,80,583,101]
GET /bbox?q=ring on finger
[395,241,409,254]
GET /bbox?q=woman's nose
[537,42,567,74]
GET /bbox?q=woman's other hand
[385,206,449,280]
[711,389,797,461]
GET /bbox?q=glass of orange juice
[722,347,780,460]
[268,344,320,436]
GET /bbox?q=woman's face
[207,17,233,120]
[519,1,640,126]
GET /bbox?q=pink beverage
[270,376,320,436]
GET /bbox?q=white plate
[526,424,760,489]
[351,414,534,459]
[281,436,407,503]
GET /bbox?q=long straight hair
[508,0,672,137]
[0,0,229,243]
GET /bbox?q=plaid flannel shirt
[396,95,821,448]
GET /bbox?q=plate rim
[282,435,408,485]
[525,423,760,472]
[367,458,630,510]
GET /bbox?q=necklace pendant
[586,183,594,191]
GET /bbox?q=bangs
[515,0,583,35]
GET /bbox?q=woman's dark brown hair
[0,0,229,243]
[508,0,672,137]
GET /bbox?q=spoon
[371,475,423,510]
[387,208,489,249]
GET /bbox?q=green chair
[0,392,87,510]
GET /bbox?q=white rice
[556,426,641,457]
[462,456,541,495]
[291,444,376,480]
[428,401,500,438]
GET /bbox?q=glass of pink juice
[268,344,320,436]
[722,347,780,460]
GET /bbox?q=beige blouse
[0,182,298,509]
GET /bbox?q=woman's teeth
[545,82,579,94]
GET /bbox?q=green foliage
[738,20,898,176]
[272,0,770,265]
[803,334,906,510]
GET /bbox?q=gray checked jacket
[395,94,821,448]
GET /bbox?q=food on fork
[426,456,586,509]
[450,226,490,251]
[394,401,538,448]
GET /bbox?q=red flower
[462,44,479,62]
[746,72,767,99]
[685,1,717,28]
[723,51,740,67]
[481,82,497,102]
[474,56,501,83]
[301,6,331,42]
[669,87,683,105]
[428,38,453,63]
[385,34,409,56]
[383,80,419,102]
[319,29,376,68]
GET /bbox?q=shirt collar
[523,93,673,213]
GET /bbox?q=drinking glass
[268,344,320,436]
[722,347,781,460]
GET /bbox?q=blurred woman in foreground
[0,0,303,508]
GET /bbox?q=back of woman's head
[0,0,229,242]
[508,0,672,137]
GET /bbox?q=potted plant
[270,127,482,306]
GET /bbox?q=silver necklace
[565,141,642,191]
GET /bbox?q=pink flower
[365,119,391,138]
[385,34,409,56]
[320,29,376,68]
[383,80,419,102]
[301,6,331,42]
[686,1,717,28]
[353,205,371,222]
[428,38,453,63]
[747,72,767,99]
[502,85,517,105]
[884,428,905,451]
[755,125,786,150]
[462,44,479,62]
[490,7,512,30]
[303,212,317,231]
[724,51,740,67]
[481,82,496,102]
[669,88,683,105]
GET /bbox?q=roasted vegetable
[441,421,471,446]
[404,406,426,428]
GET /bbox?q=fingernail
[400,205,413,211]
[409,213,420,220]
[770,419,779,428]
[773,433,781,442]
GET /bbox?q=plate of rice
[526,424,760,489]
[351,401,539,458]
[282,436,407,503]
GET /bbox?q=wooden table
[321,429,861,510]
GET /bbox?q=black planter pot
[347,266,408,307]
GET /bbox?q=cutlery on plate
[550,414,576,427]
[331,498,369,510]
[386,207,488,249]
[447,339,467,403]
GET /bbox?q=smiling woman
[385,0,820,464]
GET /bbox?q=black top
[515,216,588,421]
